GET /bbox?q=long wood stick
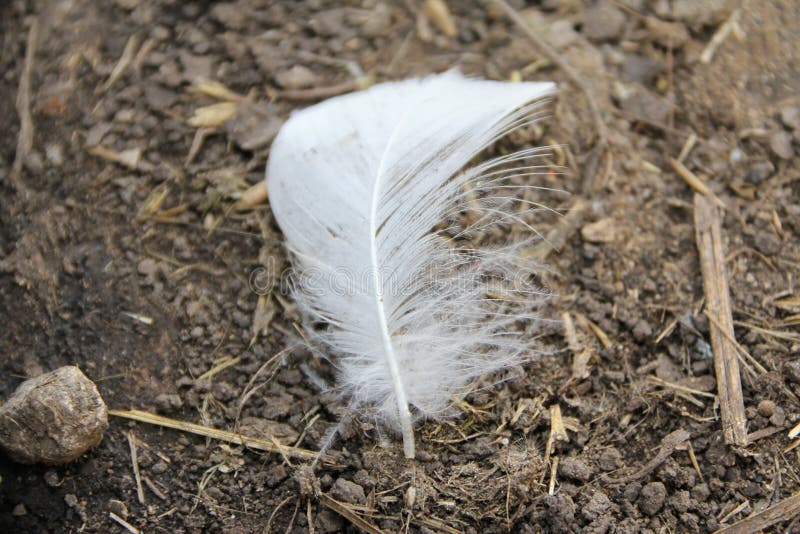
[693,194,747,446]
[11,17,39,191]
[714,492,800,533]
[110,409,332,464]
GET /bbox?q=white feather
[266,71,555,458]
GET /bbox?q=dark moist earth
[1,1,799,532]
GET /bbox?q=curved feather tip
[266,71,557,458]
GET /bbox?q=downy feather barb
[266,71,556,458]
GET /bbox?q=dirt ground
[1,0,799,532]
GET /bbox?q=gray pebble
[582,490,612,520]
[621,86,671,125]
[275,65,319,90]
[770,130,794,160]
[108,499,128,519]
[0,367,107,464]
[598,447,623,471]
[154,393,183,413]
[330,478,366,504]
[633,319,653,342]
[622,54,662,85]
[559,457,594,482]
[639,481,666,516]
[780,105,800,130]
[744,161,774,184]
[754,232,781,256]
[583,1,626,42]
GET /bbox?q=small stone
[622,54,662,85]
[137,258,158,277]
[770,405,786,427]
[757,399,775,418]
[599,448,623,471]
[64,494,79,508]
[623,482,641,502]
[620,86,671,125]
[85,122,113,146]
[583,1,626,42]
[415,449,434,462]
[151,461,169,474]
[547,19,579,49]
[639,481,667,516]
[211,2,247,30]
[275,65,319,90]
[784,360,800,384]
[24,151,44,173]
[559,457,594,482]
[583,490,612,520]
[308,9,350,38]
[359,2,393,38]
[0,366,108,464]
[632,319,653,342]
[691,482,710,502]
[151,26,170,41]
[44,470,60,487]
[179,51,213,82]
[12,503,27,516]
[45,143,65,167]
[330,478,366,504]
[754,232,781,256]
[670,0,731,30]
[770,131,794,160]
[543,493,576,528]
[780,105,800,130]
[225,101,284,152]
[644,16,690,48]
[157,61,183,88]
[154,393,183,413]
[581,218,616,243]
[744,161,775,184]
[108,499,128,519]
[144,84,177,111]
[670,490,692,513]
[316,508,345,533]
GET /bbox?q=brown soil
[1,1,799,532]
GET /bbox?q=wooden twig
[694,194,747,446]
[278,76,372,102]
[671,158,726,209]
[127,430,146,505]
[235,181,269,210]
[109,512,140,534]
[704,310,768,374]
[316,493,384,534]
[718,500,750,525]
[11,17,39,191]
[603,429,690,484]
[544,404,568,465]
[492,0,608,192]
[563,312,591,382]
[527,198,590,261]
[548,456,559,496]
[701,8,741,64]
[713,492,800,534]
[97,33,139,94]
[110,409,334,464]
